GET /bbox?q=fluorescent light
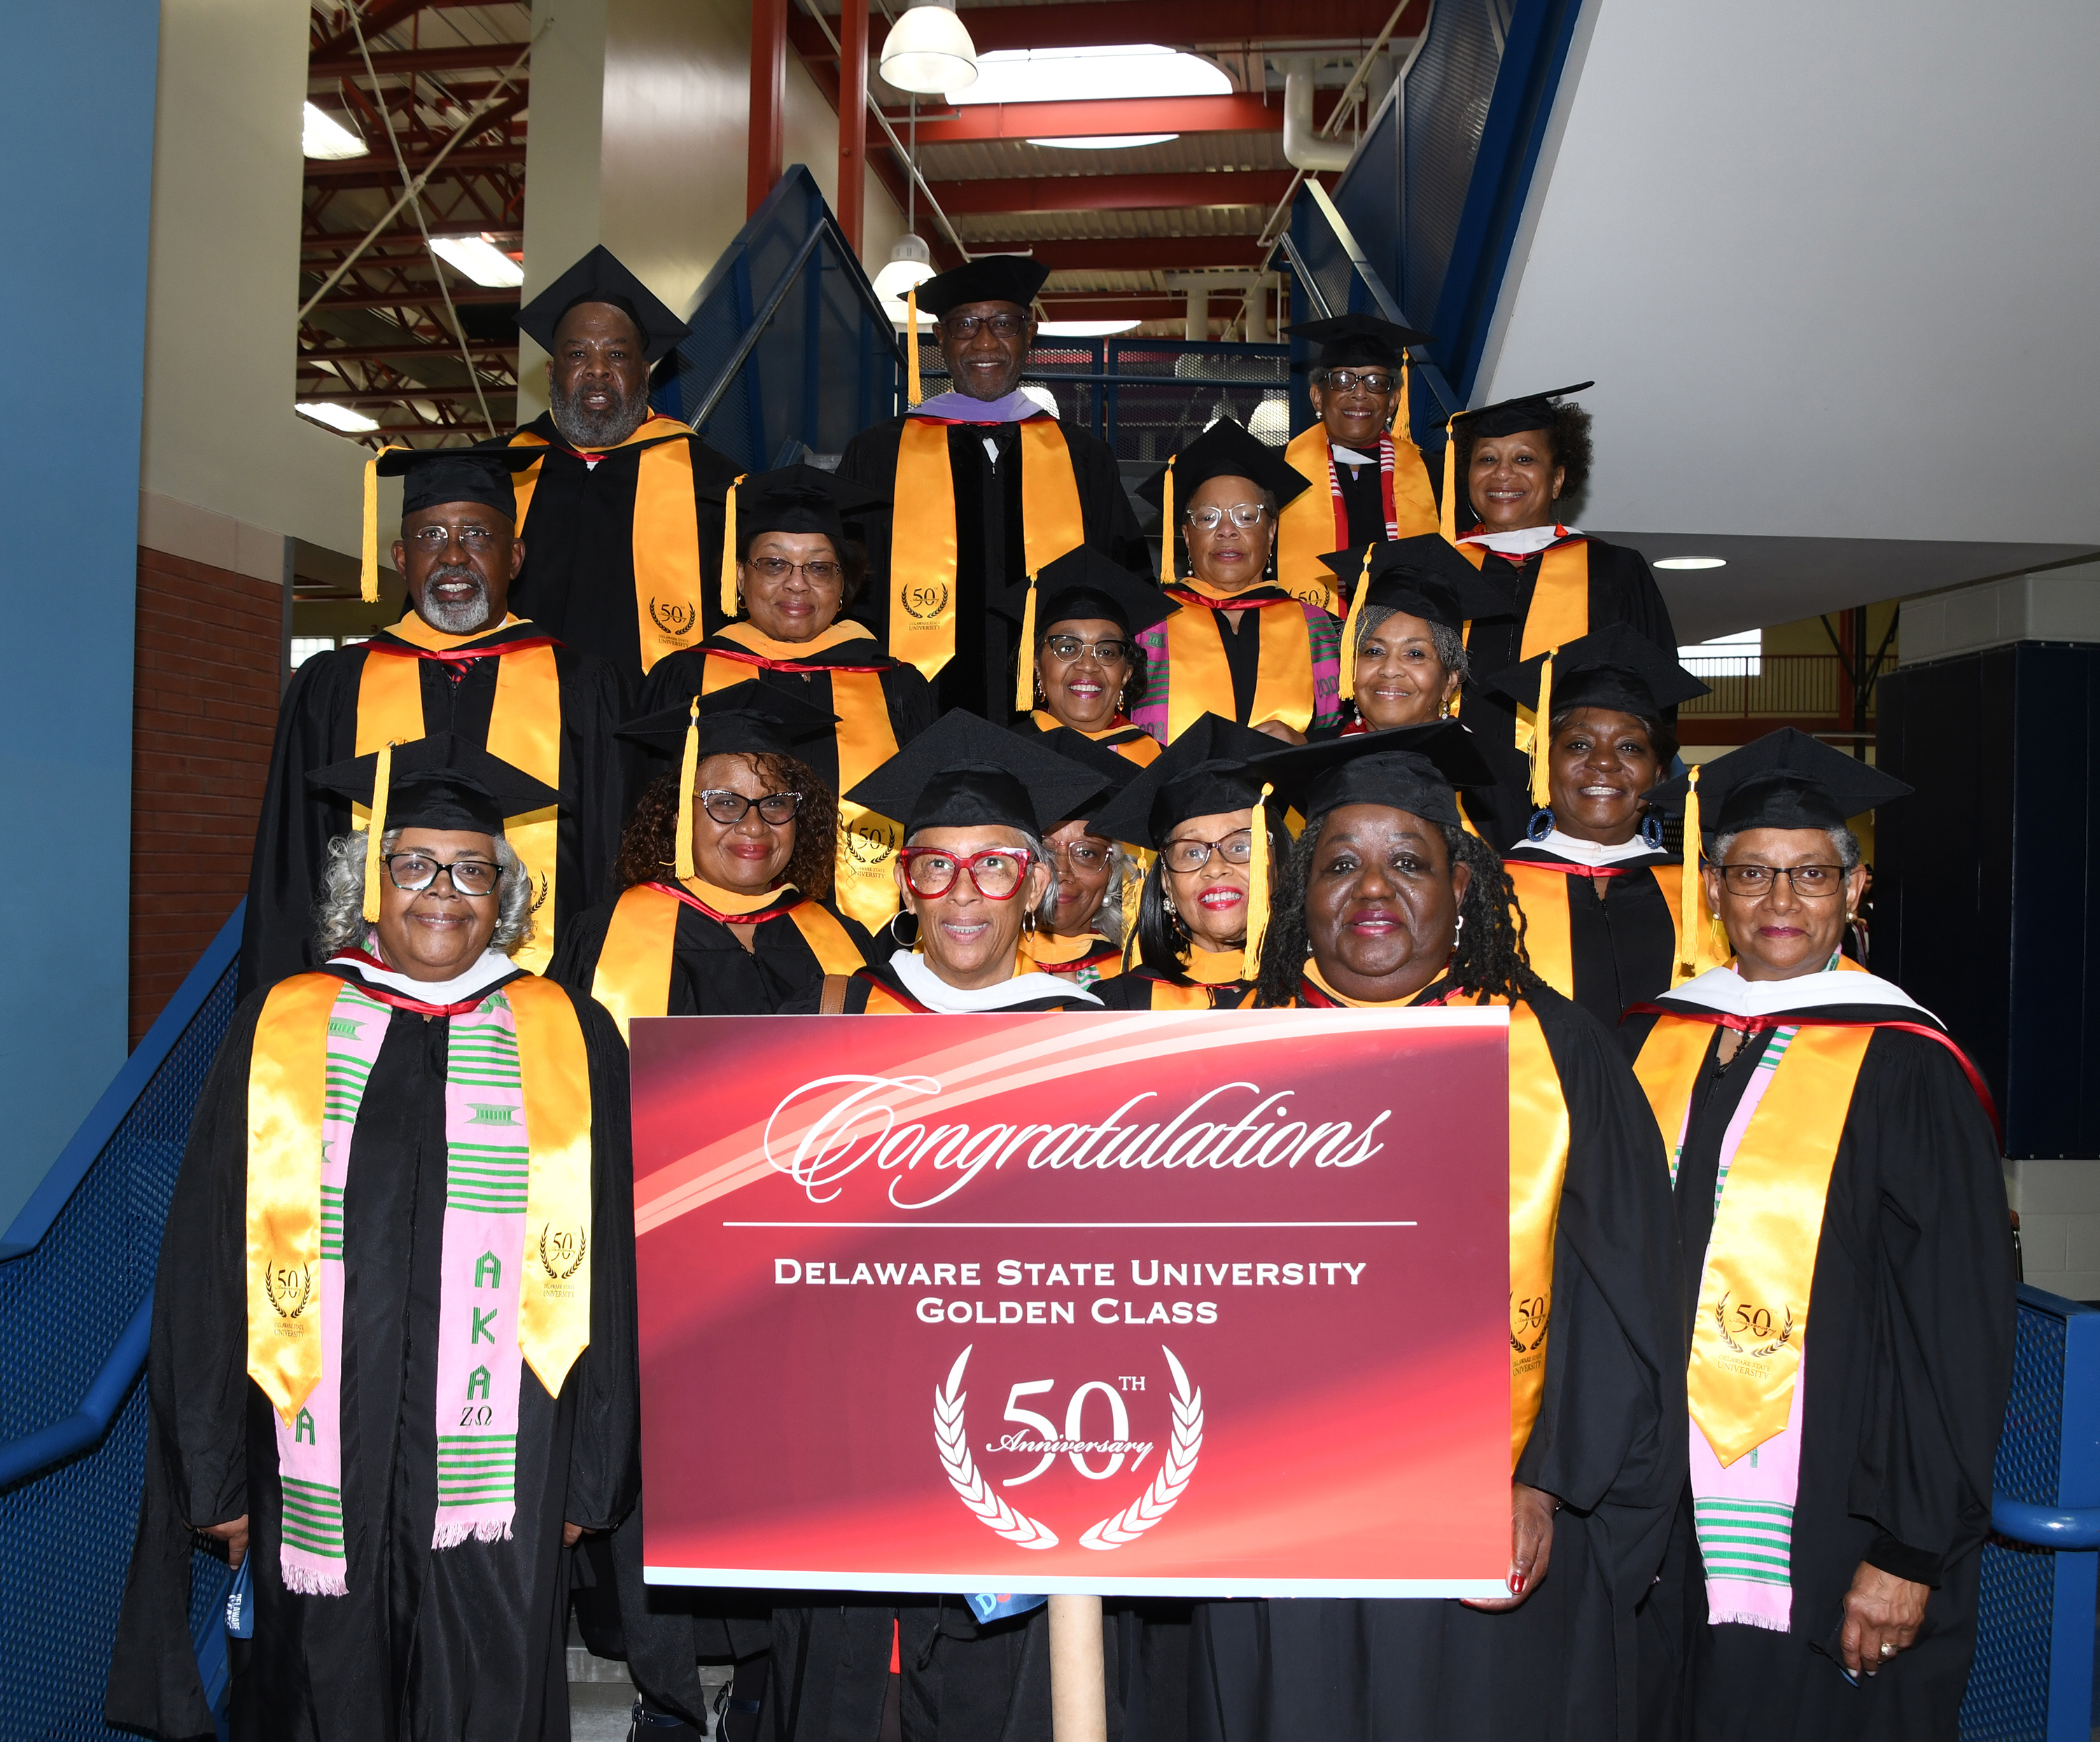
[302,102,368,160]
[951,44,1230,106]
[297,402,381,433]
[429,235,524,288]
[1038,319,1141,336]
[1653,555,1728,571]
[881,0,978,95]
[1028,134,1180,151]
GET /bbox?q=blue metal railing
[0,903,244,1742]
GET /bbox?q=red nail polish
[1511,1574,1526,1594]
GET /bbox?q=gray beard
[419,576,493,634]
[548,378,648,450]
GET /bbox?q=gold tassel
[1014,572,1039,713]
[719,474,743,619]
[1438,417,1457,545]
[907,284,923,407]
[360,452,382,604]
[362,739,395,924]
[1678,764,1703,977]
[1338,544,1374,701]
[674,697,701,882]
[1396,354,1410,445]
[1529,653,1555,809]
[1160,454,1176,584]
[1119,849,1145,955]
[1242,783,1274,980]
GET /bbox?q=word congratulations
[764,1075,1392,1209]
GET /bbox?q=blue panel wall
[0,1,160,1227]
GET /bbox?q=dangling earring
[1527,807,1555,842]
[1452,912,1466,949]
[1639,809,1665,851]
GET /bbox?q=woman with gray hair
[1622,729,2013,1742]
[1015,725,1143,989]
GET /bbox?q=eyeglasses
[1162,830,1254,874]
[898,846,1034,899]
[942,313,1029,341]
[1717,863,1846,898]
[1043,634,1131,665]
[1184,503,1268,531]
[746,556,843,585]
[406,524,501,553]
[1046,839,1112,872]
[699,788,803,826]
[1319,369,1397,395]
[384,853,501,897]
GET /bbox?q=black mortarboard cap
[727,464,890,548]
[377,443,545,520]
[1287,312,1434,370]
[846,709,1107,837]
[915,254,1051,319]
[1648,728,1912,837]
[1248,722,1502,830]
[306,732,558,834]
[1032,547,1180,638]
[618,684,839,765]
[1086,713,1281,850]
[1135,418,1313,513]
[1483,623,1710,720]
[517,244,690,364]
[1452,381,1594,440]
[1026,725,1141,828]
[1320,534,1517,631]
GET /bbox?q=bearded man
[496,246,740,686]
[239,448,630,994]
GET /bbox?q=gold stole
[1506,860,1715,1001]
[1162,586,1315,741]
[1275,426,1440,609]
[887,417,1087,679]
[699,624,905,933]
[244,972,594,1423]
[862,980,918,1015]
[1462,538,1591,748]
[1634,1016,1874,1464]
[355,618,564,975]
[1028,710,1163,767]
[1022,932,1125,981]
[509,415,706,673]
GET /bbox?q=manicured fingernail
[1511,1574,1526,1594]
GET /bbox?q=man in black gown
[835,255,1148,718]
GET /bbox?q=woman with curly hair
[1441,383,1681,801]
[550,688,872,1031]
[1186,723,1686,1742]
[1010,546,1175,766]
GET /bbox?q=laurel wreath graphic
[1079,1346,1202,1552]
[1715,1290,1796,1359]
[538,1222,588,1281]
[935,1346,1060,1549]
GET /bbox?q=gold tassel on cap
[1438,417,1458,545]
[1160,455,1177,585]
[1014,572,1040,713]
[1242,783,1275,980]
[907,284,923,407]
[362,739,396,924]
[360,444,408,604]
[719,474,744,619]
[1678,763,1704,978]
[1528,652,1556,809]
[1396,354,1410,445]
[674,697,701,883]
[1338,544,1374,701]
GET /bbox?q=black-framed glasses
[898,846,1034,900]
[942,312,1029,340]
[1717,863,1846,898]
[1162,830,1254,874]
[406,524,501,552]
[1043,634,1131,664]
[1319,368,1397,395]
[746,556,843,585]
[1184,503,1268,531]
[384,853,501,896]
[699,789,802,826]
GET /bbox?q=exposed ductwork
[1280,57,1352,173]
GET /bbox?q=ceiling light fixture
[881,0,978,95]
[1028,134,1180,151]
[296,402,381,434]
[1653,556,1728,570]
[1037,319,1142,337]
[951,44,1228,106]
[428,235,524,289]
[302,102,368,161]
[872,232,936,304]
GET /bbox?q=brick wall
[130,548,281,1044]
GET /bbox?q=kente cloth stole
[1504,860,1716,1001]
[1277,428,1438,609]
[508,417,706,672]
[1152,588,1320,741]
[888,417,1086,679]
[356,624,564,975]
[1460,540,1590,748]
[589,881,864,1038]
[699,636,904,933]
[246,973,593,1594]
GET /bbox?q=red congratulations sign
[631,1006,1511,1597]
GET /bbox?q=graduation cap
[1135,419,1315,585]
[915,254,1051,320]
[846,709,1110,839]
[517,244,690,365]
[620,686,841,882]
[358,444,546,604]
[307,732,559,924]
[1436,380,1595,541]
[1026,725,1141,830]
[1321,534,1519,701]
[1651,727,1912,844]
[717,464,892,616]
[1287,312,1434,370]
[1009,547,1180,713]
[1248,721,1502,832]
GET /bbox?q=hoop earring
[885,908,919,949]
[1639,810,1665,851]
[1526,807,1555,843]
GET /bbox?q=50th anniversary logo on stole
[630,1007,1513,1597]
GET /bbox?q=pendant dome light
[879,0,979,95]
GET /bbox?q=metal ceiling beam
[795,0,1424,58]
[304,143,528,182]
[875,90,1334,145]
[310,41,533,78]
[928,169,1292,215]
[302,343,518,363]
[305,286,522,311]
[1023,237,1270,271]
[310,0,505,62]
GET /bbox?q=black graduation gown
[638,636,938,800]
[1189,980,1687,1742]
[1620,1008,2015,1742]
[1504,844,1681,1043]
[1093,963,1250,1010]
[104,966,638,1742]
[834,417,1149,720]
[1332,450,1390,551]
[503,412,741,683]
[550,893,875,1017]
[237,620,632,997]
[778,959,1102,1016]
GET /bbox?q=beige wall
[142,0,368,560]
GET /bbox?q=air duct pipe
[1281,57,1352,174]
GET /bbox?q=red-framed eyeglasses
[897,846,1035,900]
